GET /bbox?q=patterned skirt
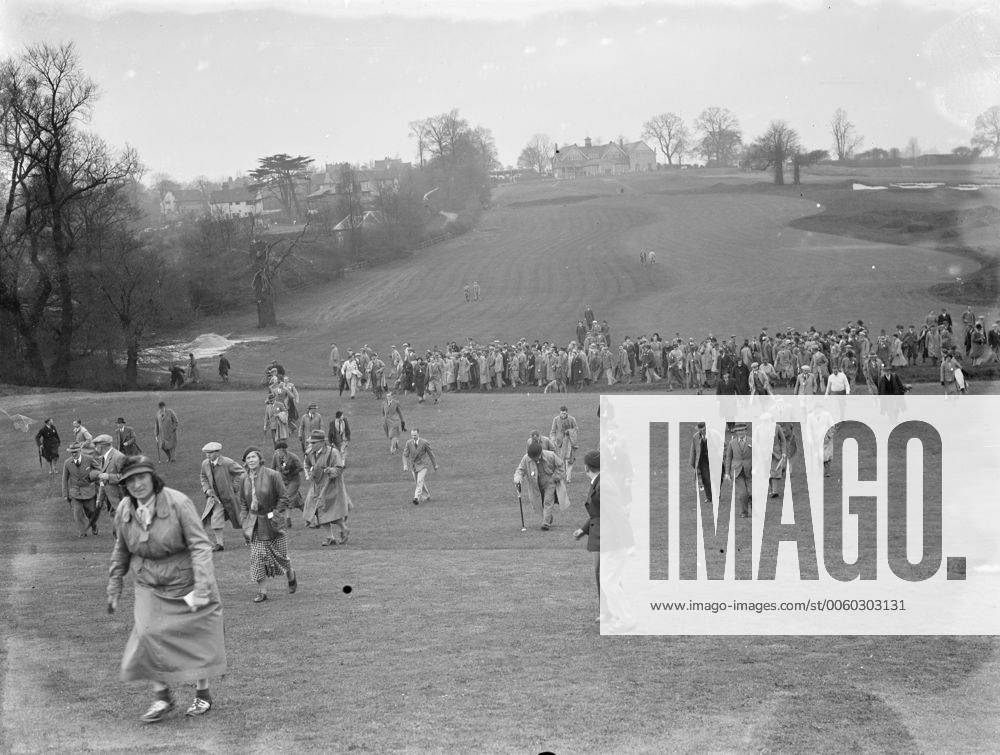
[249,533,290,582]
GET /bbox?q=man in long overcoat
[302,430,352,545]
[550,406,579,483]
[154,401,180,462]
[199,441,244,551]
[514,442,570,530]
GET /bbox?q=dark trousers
[71,497,100,535]
[697,459,713,503]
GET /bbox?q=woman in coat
[382,391,405,454]
[106,455,226,723]
[237,446,296,603]
[35,418,61,474]
[302,430,353,546]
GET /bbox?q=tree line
[0,43,499,388]
[517,105,1000,185]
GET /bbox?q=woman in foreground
[106,455,227,723]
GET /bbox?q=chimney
[584,136,592,148]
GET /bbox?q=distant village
[160,137,660,223]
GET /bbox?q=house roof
[170,189,207,203]
[210,188,259,204]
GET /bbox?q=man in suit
[114,417,141,456]
[724,423,753,518]
[689,422,713,505]
[328,410,351,456]
[199,441,245,551]
[90,434,128,518]
[63,441,100,537]
[574,450,602,614]
[878,364,907,395]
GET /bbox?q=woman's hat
[242,446,263,462]
[308,429,327,442]
[119,455,156,481]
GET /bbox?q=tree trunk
[793,160,801,185]
[774,160,785,185]
[256,294,277,328]
[125,340,139,389]
[21,329,48,385]
[50,256,75,386]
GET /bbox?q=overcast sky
[1,0,996,181]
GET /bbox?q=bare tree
[517,133,554,173]
[972,106,1000,157]
[831,108,864,161]
[641,113,689,166]
[695,106,742,166]
[249,224,310,328]
[750,120,801,185]
[408,119,429,167]
[792,149,829,185]
[0,42,139,385]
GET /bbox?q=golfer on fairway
[402,428,438,505]
[513,441,570,531]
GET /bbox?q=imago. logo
[600,396,999,635]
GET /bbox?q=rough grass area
[1,390,997,752]
[786,186,1000,305]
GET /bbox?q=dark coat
[328,417,351,449]
[114,425,142,455]
[878,372,906,395]
[581,473,600,552]
[36,423,60,461]
[237,466,289,541]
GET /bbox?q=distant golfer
[402,428,438,506]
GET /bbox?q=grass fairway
[181,170,1000,389]
[1,389,998,752]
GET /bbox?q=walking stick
[514,482,526,532]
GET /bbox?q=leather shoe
[253,592,268,603]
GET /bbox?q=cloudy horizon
[2,0,996,182]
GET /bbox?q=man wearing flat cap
[90,434,128,517]
[297,403,324,455]
[199,442,245,551]
[63,441,100,536]
[114,417,142,456]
